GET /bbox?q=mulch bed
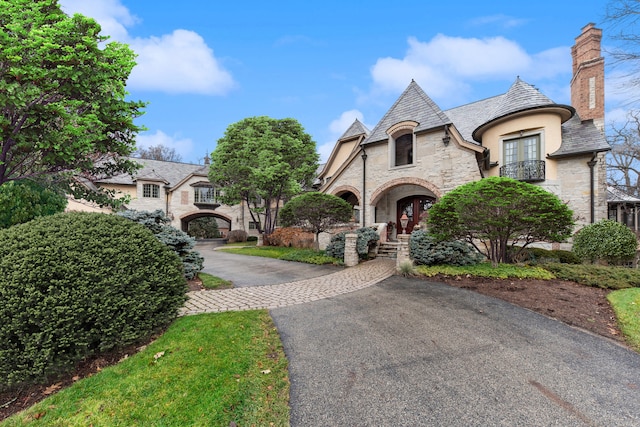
[432,274,624,344]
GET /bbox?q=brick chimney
[570,23,605,132]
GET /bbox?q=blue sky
[58,0,630,165]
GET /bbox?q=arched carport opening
[180,211,232,239]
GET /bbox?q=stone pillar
[344,233,359,267]
[257,233,264,247]
[396,233,411,268]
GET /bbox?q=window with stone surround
[387,121,418,169]
[142,183,160,198]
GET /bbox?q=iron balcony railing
[499,160,545,182]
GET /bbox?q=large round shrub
[410,229,484,266]
[572,219,638,265]
[0,212,187,390]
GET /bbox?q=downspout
[163,185,170,216]
[361,147,368,227]
[587,154,598,223]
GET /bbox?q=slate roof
[444,95,503,143]
[550,115,611,157]
[339,119,370,140]
[443,78,609,157]
[363,80,451,145]
[97,158,206,188]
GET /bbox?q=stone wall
[325,129,483,226]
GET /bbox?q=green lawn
[608,288,640,352]
[198,272,233,289]
[3,311,289,427]
[220,245,340,265]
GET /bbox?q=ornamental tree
[209,116,319,236]
[427,177,575,266]
[0,0,145,206]
[279,192,353,249]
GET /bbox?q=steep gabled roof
[340,118,370,140]
[363,80,451,145]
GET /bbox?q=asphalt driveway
[271,276,640,426]
[195,241,339,287]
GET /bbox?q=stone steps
[377,242,399,259]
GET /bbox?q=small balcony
[499,160,545,182]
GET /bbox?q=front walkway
[180,258,396,315]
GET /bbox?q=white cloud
[128,31,235,95]
[367,35,570,104]
[329,110,364,136]
[316,110,368,163]
[136,130,194,160]
[59,0,235,96]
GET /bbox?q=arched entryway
[396,195,435,233]
[180,211,232,238]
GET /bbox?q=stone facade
[317,24,610,243]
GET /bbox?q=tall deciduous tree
[0,0,145,206]
[427,177,575,266]
[607,110,640,196]
[280,192,353,249]
[135,144,183,162]
[605,0,640,92]
[209,116,319,235]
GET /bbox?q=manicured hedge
[0,212,187,390]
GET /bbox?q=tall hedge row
[0,212,187,390]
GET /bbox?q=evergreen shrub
[325,227,379,260]
[572,219,638,265]
[410,229,484,266]
[0,212,187,391]
[118,209,203,279]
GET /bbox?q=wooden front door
[397,196,435,234]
